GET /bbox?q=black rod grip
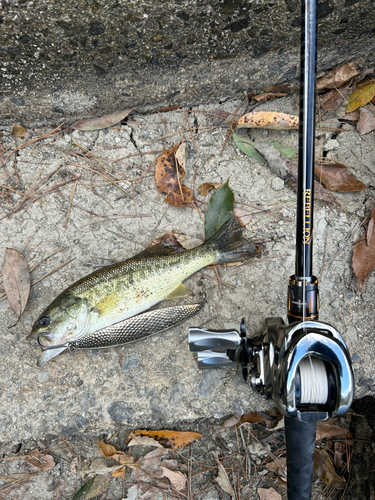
[285,417,317,500]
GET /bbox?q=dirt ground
[0,94,374,498]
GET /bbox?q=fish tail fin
[205,216,262,264]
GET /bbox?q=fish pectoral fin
[93,291,121,317]
[166,283,191,300]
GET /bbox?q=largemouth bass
[29,217,261,365]
[37,302,203,362]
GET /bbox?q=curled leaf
[204,180,234,240]
[221,414,241,429]
[71,108,136,131]
[155,144,193,207]
[316,421,353,442]
[314,449,346,489]
[127,430,202,449]
[236,112,298,130]
[2,248,31,321]
[320,87,351,112]
[265,457,287,474]
[346,80,375,113]
[315,160,366,192]
[11,124,26,138]
[161,466,186,491]
[215,462,235,498]
[26,451,55,471]
[198,182,223,196]
[316,62,360,91]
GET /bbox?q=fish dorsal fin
[166,283,191,300]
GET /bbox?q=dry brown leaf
[367,216,374,245]
[127,430,202,449]
[265,457,286,474]
[346,80,375,112]
[320,87,351,112]
[198,182,223,196]
[333,441,347,472]
[98,439,124,459]
[237,112,298,130]
[161,466,186,491]
[237,412,265,427]
[257,487,282,500]
[352,207,375,290]
[142,231,186,258]
[71,108,135,131]
[316,62,360,91]
[26,452,55,471]
[316,421,353,442]
[253,92,288,102]
[111,466,126,478]
[221,414,240,429]
[315,161,366,192]
[175,142,186,171]
[357,107,375,135]
[233,208,252,226]
[11,124,26,138]
[215,463,235,498]
[127,435,163,448]
[155,145,193,207]
[314,449,346,489]
[341,110,360,121]
[2,248,31,320]
[97,439,139,469]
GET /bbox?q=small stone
[79,392,96,412]
[359,377,374,387]
[271,177,284,190]
[37,371,50,383]
[122,353,140,372]
[324,139,339,151]
[346,326,357,342]
[107,401,134,422]
[352,353,360,362]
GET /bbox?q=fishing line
[299,357,328,404]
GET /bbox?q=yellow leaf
[236,112,298,130]
[345,80,375,113]
[127,430,202,449]
[111,466,126,478]
[11,124,27,138]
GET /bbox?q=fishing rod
[188,1,354,498]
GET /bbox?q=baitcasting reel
[189,317,354,422]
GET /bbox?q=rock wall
[0,0,374,125]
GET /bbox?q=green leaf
[232,132,266,163]
[72,474,111,500]
[204,180,234,240]
[271,141,296,159]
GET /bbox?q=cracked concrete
[0,95,374,498]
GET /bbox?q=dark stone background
[0,0,374,126]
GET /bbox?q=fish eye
[38,317,50,327]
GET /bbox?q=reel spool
[189,317,353,422]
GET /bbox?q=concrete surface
[0,93,374,498]
[1,0,374,125]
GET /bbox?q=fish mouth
[37,347,67,367]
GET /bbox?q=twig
[220,103,243,156]
[30,259,75,286]
[63,178,79,228]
